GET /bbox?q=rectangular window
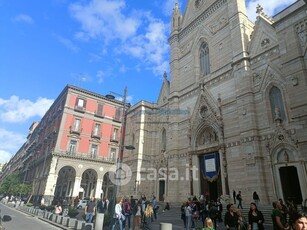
[91,144,98,158]
[68,140,77,155]
[114,107,122,121]
[112,128,118,140]
[110,148,116,160]
[73,119,81,132]
[93,123,100,136]
[75,98,86,112]
[77,98,84,107]
[96,104,104,117]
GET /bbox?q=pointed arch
[269,86,286,122]
[200,42,210,75]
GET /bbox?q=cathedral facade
[121,0,307,205]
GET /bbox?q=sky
[0,0,298,164]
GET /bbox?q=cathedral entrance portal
[199,153,222,201]
[279,166,302,204]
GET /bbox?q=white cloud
[246,0,297,22]
[69,0,140,42]
[69,0,170,77]
[12,14,34,24]
[0,150,13,164]
[0,129,26,164]
[0,96,54,123]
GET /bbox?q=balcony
[94,111,105,118]
[74,105,85,113]
[69,126,82,135]
[57,150,116,163]
[91,131,101,140]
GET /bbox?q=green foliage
[26,202,33,206]
[68,207,79,218]
[0,173,20,195]
[0,173,32,196]
[45,205,54,212]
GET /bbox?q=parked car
[77,199,88,209]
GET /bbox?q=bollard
[94,213,104,230]
[160,222,172,230]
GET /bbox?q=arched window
[162,128,166,151]
[200,43,210,75]
[269,86,286,121]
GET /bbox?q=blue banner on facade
[200,152,220,182]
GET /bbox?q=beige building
[121,0,307,205]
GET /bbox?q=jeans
[186,215,192,230]
[85,212,94,223]
[112,218,123,230]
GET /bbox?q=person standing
[152,196,158,221]
[85,196,96,223]
[142,202,154,230]
[132,201,142,230]
[237,191,243,209]
[248,202,264,230]
[253,192,260,207]
[233,190,237,204]
[73,196,80,208]
[272,200,289,230]
[290,210,307,230]
[224,204,238,230]
[54,201,62,215]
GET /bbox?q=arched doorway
[80,169,98,198]
[55,166,76,200]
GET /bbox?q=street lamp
[106,87,134,210]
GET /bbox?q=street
[0,203,62,230]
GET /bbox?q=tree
[0,173,30,196]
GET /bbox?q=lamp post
[106,87,135,210]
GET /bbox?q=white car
[77,200,89,209]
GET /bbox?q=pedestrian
[123,197,132,229]
[85,196,96,223]
[163,202,170,212]
[253,192,260,207]
[112,197,124,230]
[74,196,80,208]
[204,217,215,230]
[97,197,105,213]
[185,200,193,230]
[224,204,238,230]
[248,202,264,230]
[151,196,158,220]
[237,209,248,230]
[142,202,154,230]
[181,201,187,228]
[233,190,237,204]
[208,200,218,229]
[132,201,142,230]
[290,210,307,230]
[237,191,243,209]
[272,200,289,230]
[54,201,62,215]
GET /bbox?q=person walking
[233,190,237,204]
[85,196,96,223]
[237,191,243,209]
[112,197,124,230]
[253,192,260,207]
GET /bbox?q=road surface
[0,203,62,230]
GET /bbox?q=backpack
[236,194,241,200]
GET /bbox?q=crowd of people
[50,192,307,230]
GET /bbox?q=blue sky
[0,0,297,164]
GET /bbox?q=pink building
[21,85,129,205]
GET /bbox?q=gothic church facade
[121,0,307,205]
